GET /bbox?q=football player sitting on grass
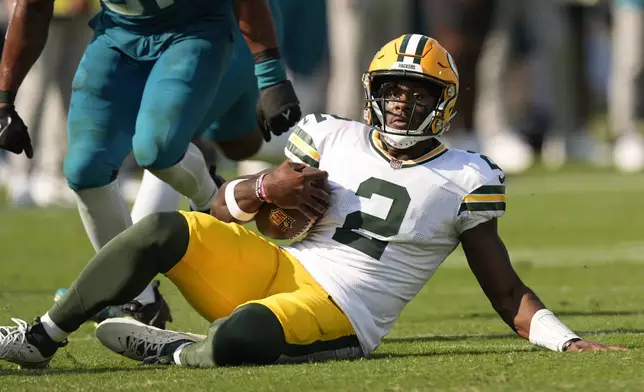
[0,35,626,369]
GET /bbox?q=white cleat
[95,317,204,363]
[0,318,56,369]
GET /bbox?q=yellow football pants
[165,211,356,348]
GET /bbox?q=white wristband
[225,179,258,222]
[528,309,580,352]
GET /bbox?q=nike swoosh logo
[0,116,12,136]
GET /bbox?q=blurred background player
[610,0,644,172]
[325,0,411,121]
[0,0,301,327]
[418,0,497,156]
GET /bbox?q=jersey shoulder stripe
[284,113,359,168]
[285,125,320,168]
[458,184,506,214]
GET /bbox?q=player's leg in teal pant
[132,32,233,170]
[200,81,262,161]
[131,31,233,220]
[196,37,262,162]
[64,34,149,192]
[63,33,154,251]
[195,0,285,161]
[64,28,234,251]
[62,33,171,316]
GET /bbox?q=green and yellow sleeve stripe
[458,185,506,214]
[284,126,320,168]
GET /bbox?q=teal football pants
[64,30,232,190]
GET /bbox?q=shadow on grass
[0,365,169,377]
[370,346,537,360]
[437,310,644,320]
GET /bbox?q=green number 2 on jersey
[332,178,411,260]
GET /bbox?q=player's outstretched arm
[460,219,627,352]
[0,0,54,95]
[233,0,300,142]
[233,0,279,57]
[0,0,53,158]
[211,160,330,224]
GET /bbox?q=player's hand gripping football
[262,161,330,220]
[0,105,33,158]
[256,80,302,142]
[564,339,628,352]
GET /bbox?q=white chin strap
[371,100,437,149]
[382,132,434,149]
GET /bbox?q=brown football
[255,168,329,241]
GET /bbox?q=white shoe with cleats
[95,317,204,363]
[0,318,55,369]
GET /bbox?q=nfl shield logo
[390,159,403,169]
[269,209,296,232]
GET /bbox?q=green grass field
[1,167,644,391]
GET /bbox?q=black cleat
[0,318,67,369]
[119,280,173,329]
[209,164,227,188]
[85,280,173,329]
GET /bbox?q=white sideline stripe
[443,241,644,268]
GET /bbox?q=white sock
[40,312,69,343]
[133,283,156,306]
[173,342,193,366]
[75,181,157,305]
[132,174,181,305]
[130,173,182,306]
[150,143,217,212]
[75,181,132,251]
[131,170,182,224]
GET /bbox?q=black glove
[256,80,301,142]
[0,105,32,158]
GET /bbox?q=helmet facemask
[364,74,457,149]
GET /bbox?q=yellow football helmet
[363,34,459,147]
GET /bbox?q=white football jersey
[282,114,506,355]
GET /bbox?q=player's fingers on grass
[605,345,629,351]
[587,341,629,351]
[569,341,629,352]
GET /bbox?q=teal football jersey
[98,0,233,30]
